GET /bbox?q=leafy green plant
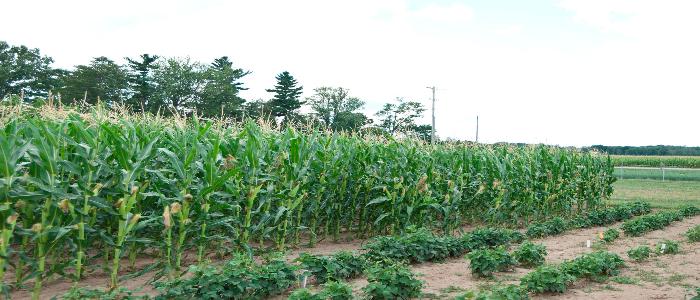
[520,265,574,294]
[655,240,680,255]
[58,287,151,300]
[601,228,620,243]
[513,241,547,267]
[467,246,516,277]
[477,284,529,300]
[154,255,296,300]
[560,251,625,282]
[362,262,423,300]
[679,205,700,217]
[687,225,700,242]
[297,251,365,284]
[627,246,651,262]
[318,281,353,300]
[526,217,567,238]
[288,288,321,300]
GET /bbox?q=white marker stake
[661,243,666,253]
[586,240,591,248]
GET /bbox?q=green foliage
[266,71,304,119]
[58,287,150,300]
[679,205,700,217]
[526,202,650,238]
[526,217,567,238]
[477,284,529,300]
[154,256,297,300]
[463,228,524,251]
[621,209,689,236]
[307,87,368,132]
[199,56,250,118]
[467,246,516,277]
[288,281,353,300]
[362,262,423,300]
[125,53,159,112]
[375,98,427,135]
[297,251,365,284]
[288,288,320,300]
[513,241,547,267]
[318,281,354,300]
[655,240,680,255]
[362,227,522,265]
[687,225,700,242]
[520,265,574,294]
[627,246,651,261]
[0,40,63,98]
[601,228,620,243]
[560,251,625,282]
[60,56,129,105]
[608,154,700,168]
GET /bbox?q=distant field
[610,178,700,209]
[611,155,700,168]
[613,166,700,181]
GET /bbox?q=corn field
[0,105,615,298]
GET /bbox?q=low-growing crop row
[526,201,651,238]
[467,241,547,277]
[153,255,297,300]
[520,251,625,294]
[621,205,700,236]
[688,225,700,242]
[611,155,700,168]
[361,227,524,264]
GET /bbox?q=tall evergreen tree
[60,56,129,105]
[125,54,159,112]
[266,71,304,120]
[199,56,250,118]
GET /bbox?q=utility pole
[426,86,436,144]
[475,115,479,143]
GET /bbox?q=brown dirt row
[9,215,699,299]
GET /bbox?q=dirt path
[415,215,700,299]
[9,216,699,299]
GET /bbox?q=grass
[611,179,700,209]
[614,167,700,181]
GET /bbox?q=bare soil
[8,216,699,299]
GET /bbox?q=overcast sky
[2,0,699,146]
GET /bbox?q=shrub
[60,287,150,300]
[655,240,680,255]
[679,205,700,217]
[526,217,567,238]
[480,284,529,300]
[601,228,620,243]
[467,246,516,277]
[362,262,423,300]
[361,228,454,263]
[318,281,354,300]
[288,288,321,300]
[687,225,700,242]
[513,241,547,267]
[297,251,365,284]
[154,256,296,300]
[520,265,574,294]
[560,251,625,282]
[621,210,685,237]
[463,227,523,251]
[627,246,651,262]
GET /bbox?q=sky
[2,0,699,146]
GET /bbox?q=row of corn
[0,108,615,298]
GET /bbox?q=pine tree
[199,56,250,118]
[266,71,304,120]
[126,54,159,112]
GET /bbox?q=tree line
[1,41,431,139]
[587,145,700,156]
